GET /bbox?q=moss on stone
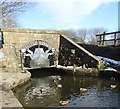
[99,60,106,70]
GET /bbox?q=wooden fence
[96,31,120,46]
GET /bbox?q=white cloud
[34,0,119,29]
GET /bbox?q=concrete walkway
[0,69,31,108]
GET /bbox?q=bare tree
[1,14,19,27]
[59,28,107,44]
[0,0,34,27]
[87,28,107,44]
[77,28,87,43]
[59,29,87,43]
[59,29,80,42]
[59,29,76,38]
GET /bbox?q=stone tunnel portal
[20,40,56,68]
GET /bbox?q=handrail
[96,31,120,46]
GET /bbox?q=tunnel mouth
[23,45,54,68]
[27,67,98,78]
[20,40,56,68]
[27,67,68,78]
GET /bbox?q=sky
[118,1,120,31]
[17,0,119,32]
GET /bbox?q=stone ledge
[1,83,24,108]
[1,28,59,34]
[2,71,31,89]
[1,71,31,108]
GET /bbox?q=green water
[13,72,120,108]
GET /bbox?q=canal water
[13,70,120,108]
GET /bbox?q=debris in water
[110,77,116,80]
[40,87,44,93]
[59,100,69,106]
[110,85,116,89]
[80,88,87,93]
[57,84,62,88]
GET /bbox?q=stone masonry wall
[1,28,60,72]
[59,35,99,68]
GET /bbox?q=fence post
[102,32,105,45]
[114,33,117,46]
[99,35,102,45]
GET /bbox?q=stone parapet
[1,28,59,34]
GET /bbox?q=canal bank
[0,70,31,108]
[27,63,120,80]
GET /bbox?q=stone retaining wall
[59,35,99,68]
[79,44,120,61]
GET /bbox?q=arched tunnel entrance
[20,40,57,68]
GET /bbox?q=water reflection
[13,75,120,108]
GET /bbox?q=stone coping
[0,70,31,108]
[1,28,60,34]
